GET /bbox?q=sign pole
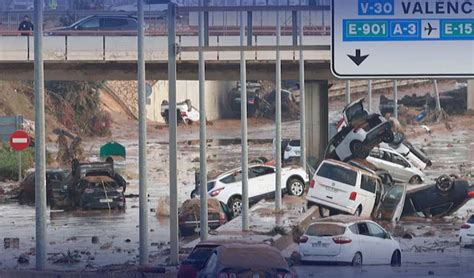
[18,152,22,181]
[275,7,282,211]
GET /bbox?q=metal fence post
[367,80,372,113]
[168,2,179,266]
[345,80,351,104]
[198,0,209,241]
[433,79,441,112]
[393,80,398,119]
[137,0,148,266]
[298,5,306,171]
[240,0,249,231]
[34,0,47,270]
[275,9,282,211]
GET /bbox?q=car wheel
[351,252,363,267]
[350,140,370,159]
[382,130,395,143]
[390,250,402,267]
[287,178,305,197]
[354,206,362,217]
[409,175,423,185]
[318,206,331,218]
[190,189,197,199]
[228,197,242,216]
[435,175,454,192]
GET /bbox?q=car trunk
[301,223,345,256]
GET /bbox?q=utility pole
[240,0,249,231]
[298,3,306,171]
[198,0,209,241]
[34,0,47,270]
[275,9,282,211]
[137,0,148,266]
[167,2,179,266]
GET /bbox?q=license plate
[312,242,329,248]
[100,199,113,203]
[325,186,337,193]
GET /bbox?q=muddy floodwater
[1,118,474,271]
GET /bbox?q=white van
[306,159,383,218]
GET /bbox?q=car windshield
[184,246,217,265]
[317,163,357,186]
[306,223,346,236]
[468,216,474,224]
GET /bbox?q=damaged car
[298,216,402,266]
[326,98,394,162]
[402,175,474,218]
[366,147,426,184]
[68,161,127,210]
[161,99,200,125]
[193,165,308,216]
[459,214,474,248]
[178,198,233,236]
[18,169,69,207]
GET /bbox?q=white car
[460,215,474,248]
[298,216,402,266]
[284,139,301,160]
[367,147,426,184]
[381,142,427,170]
[160,99,200,125]
[327,98,394,162]
[204,165,308,215]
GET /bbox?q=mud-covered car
[326,98,394,162]
[18,169,69,207]
[178,198,233,236]
[68,161,127,210]
[402,175,474,217]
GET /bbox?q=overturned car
[326,98,394,162]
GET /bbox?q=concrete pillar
[305,81,329,163]
[468,80,474,111]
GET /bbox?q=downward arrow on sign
[347,49,369,66]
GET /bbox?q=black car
[47,15,139,35]
[229,82,264,117]
[402,175,474,217]
[18,169,69,207]
[68,161,127,210]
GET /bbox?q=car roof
[322,159,379,178]
[312,215,372,225]
[214,164,274,180]
[215,243,287,268]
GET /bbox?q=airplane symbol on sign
[424,22,437,36]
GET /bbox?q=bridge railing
[0,33,330,62]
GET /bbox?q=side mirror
[385,232,391,239]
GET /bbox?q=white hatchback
[298,216,402,266]
[460,215,474,248]
[367,147,426,184]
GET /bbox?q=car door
[390,152,413,182]
[359,175,377,217]
[367,222,393,264]
[375,184,407,221]
[355,222,375,263]
[76,17,100,34]
[249,166,275,200]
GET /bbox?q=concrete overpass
[0,35,331,80]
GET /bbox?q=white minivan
[306,159,383,218]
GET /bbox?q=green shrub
[0,143,35,181]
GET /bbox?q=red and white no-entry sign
[9,130,31,151]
